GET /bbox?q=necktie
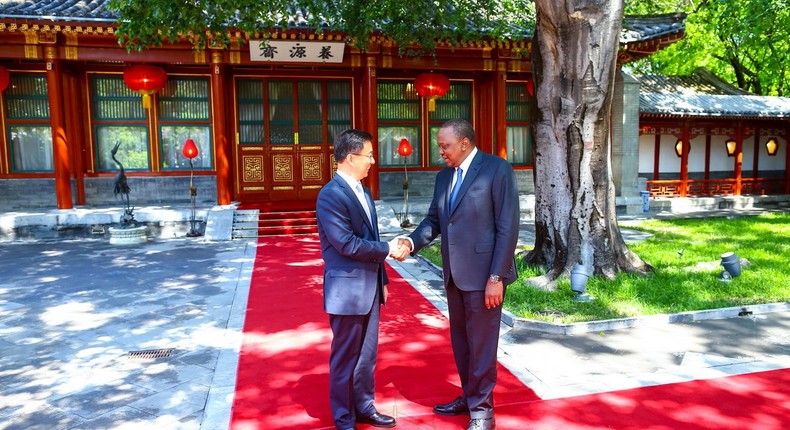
[355,183,373,223]
[449,167,463,210]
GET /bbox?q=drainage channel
[127,348,175,359]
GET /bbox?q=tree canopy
[625,0,790,96]
[108,0,535,55]
[110,1,788,96]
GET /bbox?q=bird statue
[110,141,134,225]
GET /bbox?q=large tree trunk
[526,0,650,288]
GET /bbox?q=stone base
[109,225,147,245]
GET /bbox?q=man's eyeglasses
[351,152,375,161]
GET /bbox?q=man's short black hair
[334,129,373,163]
[441,119,475,145]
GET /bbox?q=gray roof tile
[621,13,687,43]
[639,68,790,118]
[0,0,115,20]
[641,93,790,118]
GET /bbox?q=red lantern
[0,65,10,92]
[525,76,534,97]
[414,72,450,112]
[123,65,167,109]
[182,138,199,159]
[398,138,412,157]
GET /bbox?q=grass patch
[417,212,790,323]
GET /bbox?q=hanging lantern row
[414,72,450,112]
[0,65,10,92]
[123,64,167,109]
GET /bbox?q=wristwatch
[488,274,501,283]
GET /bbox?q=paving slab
[0,236,255,430]
[0,204,788,429]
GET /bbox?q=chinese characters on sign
[249,40,345,64]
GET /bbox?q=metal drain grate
[127,348,174,359]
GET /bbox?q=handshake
[387,236,412,261]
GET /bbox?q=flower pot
[109,225,147,245]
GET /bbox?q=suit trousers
[328,289,380,429]
[446,278,503,419]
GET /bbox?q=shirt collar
[335,170,361,191]
[457,146,478,173]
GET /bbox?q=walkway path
[0,206,788,429]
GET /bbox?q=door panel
[233,78,350,204]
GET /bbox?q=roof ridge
[691,67,752,96]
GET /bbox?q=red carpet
[230,234,539,430]
[230,235,790,430]
[237,201,316,212]
[521,369,790,429]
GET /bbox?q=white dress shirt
[336,170,372,223]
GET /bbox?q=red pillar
[784,124,790,194]
[680,122,689,197]
[752,127,761,179]
[734,122,743,195]
[703,133,711,180]
[210,52,231,205]
[362,54,379,198]
[45,47,74,209]
[494,63,508,159]
[64,71,86,205]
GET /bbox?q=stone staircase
[232,209,318,238]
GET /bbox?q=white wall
[708,135,734,173]
[658,134,681,173]
[638,134,654,174]
[638,131,787,178]
[757,136,786,171]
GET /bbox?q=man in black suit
[399,119,520,430]
[316,129,406,430]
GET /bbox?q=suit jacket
[410,150,520,290]
[316,175,389,315]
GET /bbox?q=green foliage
[108,1,535,55]
[626,0,790,96]
[107,1,789,94]
[421,213,790,323]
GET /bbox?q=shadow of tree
[0,238,250,428]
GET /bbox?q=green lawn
[417,212,790,323]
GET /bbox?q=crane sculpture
[110,141,135,226]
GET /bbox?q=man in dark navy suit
[316,129,406,430]
[400,119,520,430]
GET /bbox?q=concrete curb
[506,302,790,334]
[412,252,790,335]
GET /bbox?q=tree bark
[526,0,650,287]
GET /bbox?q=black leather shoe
[467,417,496,430]
[433,396,469,416]
[356,412,396,428]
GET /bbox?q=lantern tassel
[141,93,151,109]
[139,90,156,109]
[428,97,436,112]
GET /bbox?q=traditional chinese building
[0,3,693,214]
[637,68,790,197]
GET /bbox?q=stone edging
[504,302,790,335]
[413,253,790,335]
